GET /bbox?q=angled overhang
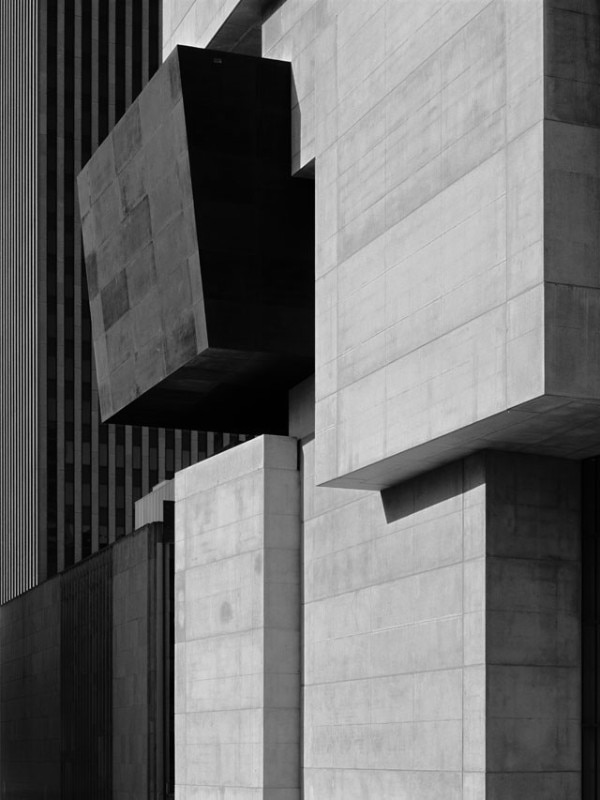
[78,46,314,433]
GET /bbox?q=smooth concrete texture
[261,0,600,489]
[303,440,481,800]
[483,452,581,799]
[302,442,580,799]
[163,0,240,59]
[174,435,301,799]
[159,4,587,799]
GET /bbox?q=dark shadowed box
[78,46,314,433]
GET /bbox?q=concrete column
[484,452,581,799]
[174,435,301,799]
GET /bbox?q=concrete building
[2,0,599,798]
[74,0,600,797]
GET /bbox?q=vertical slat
[55,0,66,572]
[74,0,84,563]
[0,0,39,601]
[583,458,599,800]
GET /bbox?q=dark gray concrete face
[78,46,314,434]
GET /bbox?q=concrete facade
[174,435,301,798]
[261,0,600,490]
[171,431,581,799]
[157,2,591,798]
[67,1,598,797]
[303,444,580,799]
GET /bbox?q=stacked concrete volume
[3,0,600,798]
[75,0,600,797]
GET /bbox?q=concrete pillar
[483,452,580,799]
[174,435,301,799]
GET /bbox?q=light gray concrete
[302,438,485,799]
[174,436,301,800]
[261,0,600,490]
[163,0,239,60]
[302,443,580,799]
[165,3,586,798]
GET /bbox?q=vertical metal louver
[0,0,39,603]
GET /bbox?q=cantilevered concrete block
[309,0,600,489]
[78,46,314,434]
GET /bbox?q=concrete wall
[484,452,580,798]
[302,438,485,799]
[265,0,600,489]
[544,0,600,408]
[302,442,580,799]
[163,0,239,59]
[163,3,586,798]
[174,435,301,799]
[262,0,543,488]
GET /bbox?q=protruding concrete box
[78,45,314,434]
[313,0,600,490]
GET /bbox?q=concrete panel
[174,435,301,798]
[240,0,600,487]
[303,439,483,798]
[302,441,580,798]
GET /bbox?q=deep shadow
[381,455,485,525]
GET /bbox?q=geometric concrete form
[302,439,581,800]
[292,0,600,489]
[174,435,300,798]
[78,46,314,434]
